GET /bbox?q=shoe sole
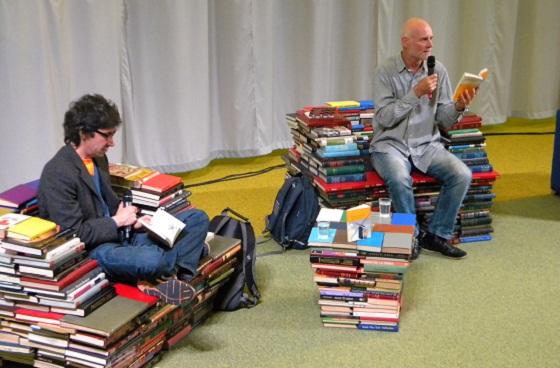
[420,247,467,260]
[143,279,196,305]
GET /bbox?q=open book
[453,68,489,102]
[137,208,185,248]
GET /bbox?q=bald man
[370,18,477,259]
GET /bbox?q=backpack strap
[238,221,260,307]
[212,214,232,235]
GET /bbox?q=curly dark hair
[63,94,122,145]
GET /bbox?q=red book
[20,258,98,291]
[138,173,183,194]
[15,308,65,324]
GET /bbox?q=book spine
[324,173,366,184]
[320,164,365,176]
[317,149,361,158]
[322,143,359,152]
[357,323,399,332]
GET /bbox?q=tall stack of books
[284,101,376,208]
[308,206,416,332]
[109,164,191,216]
[417,113,498,243]
[0,179,40,217]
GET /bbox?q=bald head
[400,17,433,66]
[401,17,431,38]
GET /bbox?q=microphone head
[427,56,436,75]
[427,56,435,68]
[123,190,133,203]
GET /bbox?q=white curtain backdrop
[1,0,559,190]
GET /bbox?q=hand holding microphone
[112,190,137,242]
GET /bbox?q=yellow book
[325,100,360,108]
[7,217,57,241]
[452,68,489,102]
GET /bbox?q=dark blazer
[38,144,121,249]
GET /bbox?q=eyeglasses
[95,129,116,140]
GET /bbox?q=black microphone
[122,190,133,242]
[427,55,436,76]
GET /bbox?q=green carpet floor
[156,117,560,368]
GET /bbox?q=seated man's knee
[178,208,209,226]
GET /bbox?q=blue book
[322,143,358,152]
[459,234,492,243]
[316,149,361,158]
[308,227,336,244]
[359,100,375,109]
[356,232,384,252]
[358,323,398,332]
[391,213,416,226]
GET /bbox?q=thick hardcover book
[318,164,366,176]
[319,172,366,184]
[61,295,150,340]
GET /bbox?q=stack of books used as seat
[0,179,40,217]
[0,211,242,367]
[109,163,191,216]
[414,113,497,243]
[308,206,416,332]
[284,100,375,208]
[284,101,500,245]
[0,214,117,366]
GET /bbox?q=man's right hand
[112,202,138,228]
[414,74,438,98]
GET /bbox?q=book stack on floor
[109,163,191,217]
[308,206,416,332]
[415,113,498,244]
[0,217,243,367]
[0,179,40,217]
[0,215,119,366]
[284,101,375,208]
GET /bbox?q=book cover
[138,208,185,248]
[0,179,39,209]
[137,173,183,194]
[6,217,58,242]
[0,213,30,231]
[452,68,489,101]
[60,295,150,337]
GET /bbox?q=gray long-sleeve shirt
[370,54,463,172]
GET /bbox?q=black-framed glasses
[95,129,116,140]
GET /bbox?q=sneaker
[140,278,196,305]
[420,232,467,259]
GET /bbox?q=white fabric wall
[1,0,559,190]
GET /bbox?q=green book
[61,295,151,339]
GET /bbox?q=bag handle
[221,207,250,223]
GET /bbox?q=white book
[137,208,186,248]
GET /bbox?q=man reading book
[38,94,209,304]
[370,18,478,259]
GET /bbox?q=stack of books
[109,164,191,217]
[0,215,119,366]
[284,100,376,208]
[308,206,416,332]
[284,101,500,245]
[0,179,40,217]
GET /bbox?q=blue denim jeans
[371,149,471,239]
[89,208,209,284]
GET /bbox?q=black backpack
[265,174,320,250]
[208,208,260,310]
